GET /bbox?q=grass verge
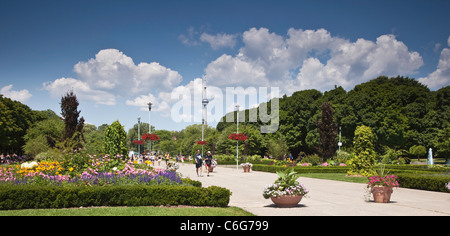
[0,206,254,216]
[299,173,368,184]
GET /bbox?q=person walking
[164,152,170,167]
[195,149,203,177]
[157,154,162,166]
[150,152,156,166]
[204,151,213,177]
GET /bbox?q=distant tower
[202,77,209,126]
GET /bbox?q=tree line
[1,76,449,161]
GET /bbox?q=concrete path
[173,163,450,216]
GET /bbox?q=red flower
[197,140,207,145]
[132,140,145,145]
[228,133,248,141]
[142,133,160,141]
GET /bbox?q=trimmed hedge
[0,185,231,210]
[396,173,450,193]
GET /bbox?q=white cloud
[418,37,450,90]
[205,54,268,87]
[204,27,424,93]
[43,77,116,105]
[125,92,171,117]
[74,49,182,94]
[44,49,182,106]
[0,84,32,103]
[200,32,237,50]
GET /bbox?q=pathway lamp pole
[138,117,141,158]
[148,102,152,154]
[235,104,240,170]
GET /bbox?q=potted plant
[367,164,399,203]
[263,168,309,207]
[240,162,253,172]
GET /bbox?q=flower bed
[0,158,180,187]
[0,151,233,210]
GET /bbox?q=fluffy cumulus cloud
[44,49,182,109]
[419,36,450,89]
[0,84,32,103]
[204,27,424,93]
[43,77,116,105]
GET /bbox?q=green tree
[434,127,450,158]
[23,118,64,157]
[103,120,128,157]
[266,135,289,160]
[84,124,106,155]
[60,90,85,149]
[317,102,338,162]
[0,95,44,154]
[409,145,427,161]
[347,125,377,176]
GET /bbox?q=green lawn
[0,206,254,216]
[299,173,368,184]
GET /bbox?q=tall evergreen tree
[60,90,85,149]
[317,102,338,162]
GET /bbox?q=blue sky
[1,0,449,132]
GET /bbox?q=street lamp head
[148,102,152,111]
[138,117,141,123]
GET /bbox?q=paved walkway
[173,163,450,216]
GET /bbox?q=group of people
[130,149,216,177]
[194,149,215,177]
[130,152,187,168]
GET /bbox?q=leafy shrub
[334,151,353,164]
[347,125,377,176]
[301,154,321,166]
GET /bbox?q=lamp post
[201,77,209,157]
[148,102,152,154]
[235,104,240,170]
[138,117,141,158]
[338,126,342,152]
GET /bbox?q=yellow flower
[69,167,74,172]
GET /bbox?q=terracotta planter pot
[371,186,393,203]
[243,166,251,173]
[270,195,303,207]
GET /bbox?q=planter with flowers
[367,164,399,203]
[263,168,309,207]
[240,162,253,172]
